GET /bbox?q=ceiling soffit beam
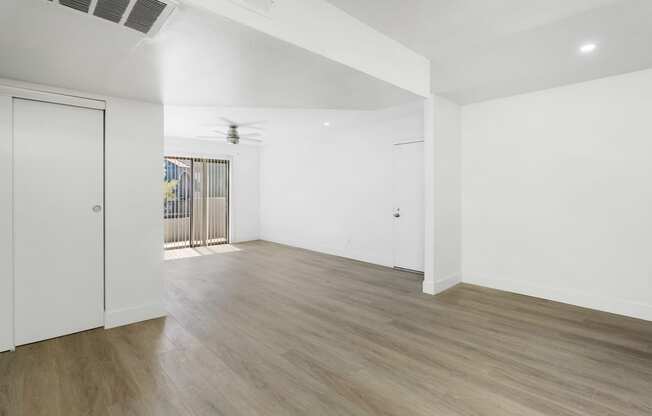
[183,0,431,98]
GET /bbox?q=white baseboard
[464,275,652,322]
[259,238,394,268]
[423,273,461,295]
[104,303,166,329]
[436,273,462,293]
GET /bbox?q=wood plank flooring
[1,240,651,415]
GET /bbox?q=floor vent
[48,0,176,37]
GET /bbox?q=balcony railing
[164,157,229,250]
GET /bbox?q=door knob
[92,205,102,213]
[393,208,401,218]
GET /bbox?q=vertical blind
[164,157,229,249]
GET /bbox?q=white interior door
[392,141,425,272]
[13,98,104,346]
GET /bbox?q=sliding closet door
[13,98,104,346]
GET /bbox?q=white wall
[462,68,652,321]
[260,102,423,267]
[0,96,12,351]
[423,96,462,294]
[164,137,260,243]
[104,98,166,328]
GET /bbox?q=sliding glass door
[164,157,229,250]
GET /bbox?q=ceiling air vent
[60,0,92,13]
[94,0,130,23]
[125,0,168,34]
[47,0,176,37]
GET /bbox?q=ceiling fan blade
[217,119,267,127]
[195,136,228,141]
[220,117,238,126]
[236,120,267,127]
[209,124,264,132]
[195,135,261,145]
[238,133,262,138]
[206,121,266,130]
[211,130,229,136]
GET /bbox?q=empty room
[1,0,651,415]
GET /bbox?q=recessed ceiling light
[323,122,331,127]
[579,43,597,54]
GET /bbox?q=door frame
[1,85,106,351]
[392,138,425,274]
[164,154,233,247]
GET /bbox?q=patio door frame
[164,156,231,250]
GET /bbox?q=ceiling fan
[197,118,266,145]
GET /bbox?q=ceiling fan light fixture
[227,125,240,144]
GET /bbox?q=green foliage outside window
[164,180,179,203]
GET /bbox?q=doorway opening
[164,157,230,250]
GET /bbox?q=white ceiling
[0,0,418,109]
[5,1,648,108]
[164,101,422,142]
[327,0,652,103]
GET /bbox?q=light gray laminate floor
[1,240,651,415]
